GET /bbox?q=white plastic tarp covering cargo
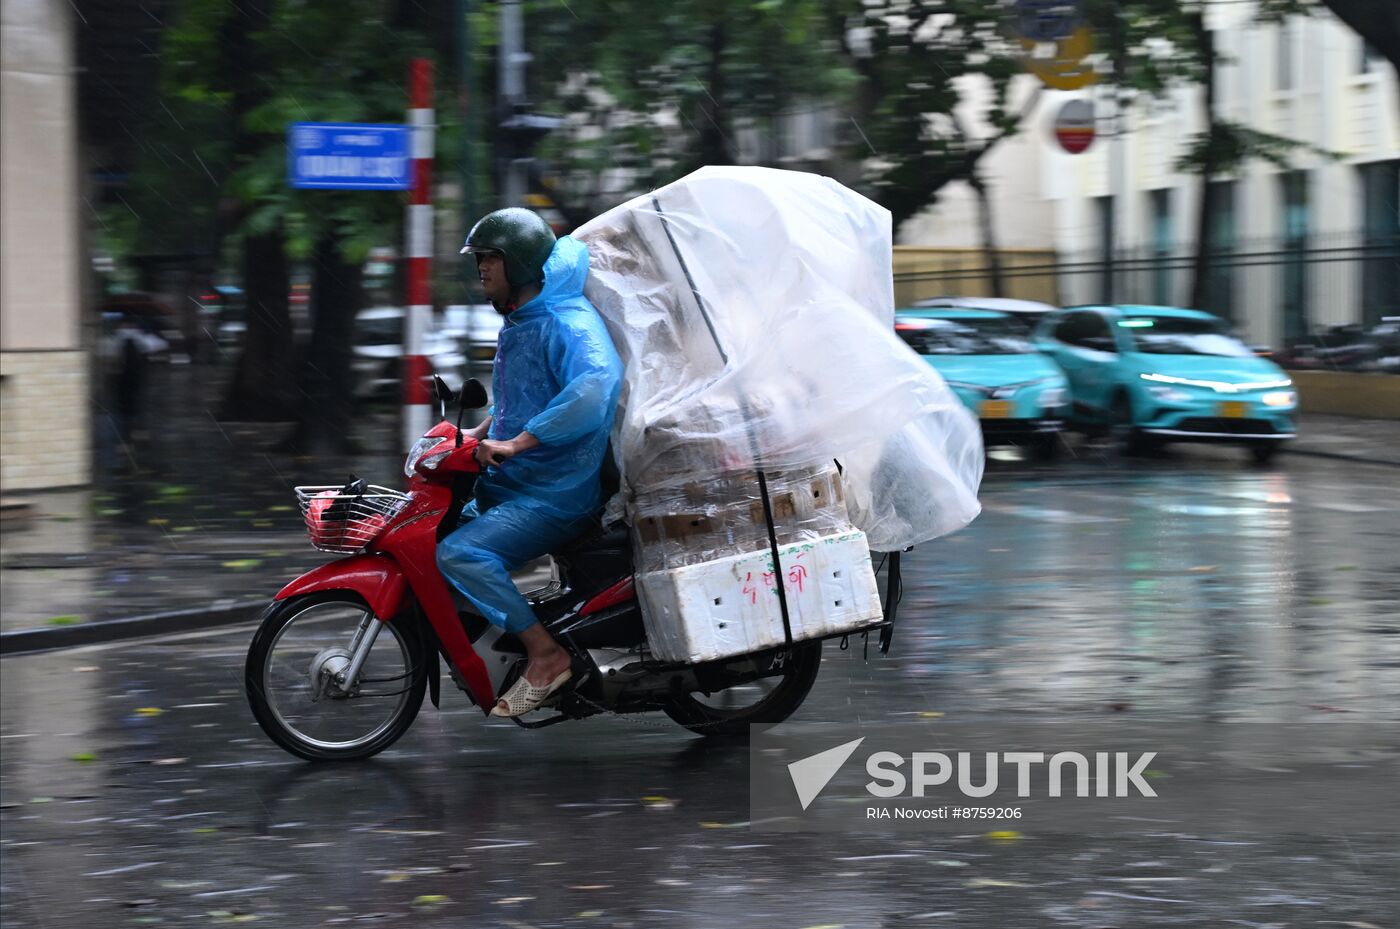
[575,166,983,553]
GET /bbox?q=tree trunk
[969,172,1006,298]
[221,226,297,421]
[219,0,300,419]
[288,225,362,456]
[1188,11,1219,313]
[697,21,732,166]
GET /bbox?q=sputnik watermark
[789,744,1155,810]
[753,722,1400,833]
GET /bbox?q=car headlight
[404,436,448,477]
[1261,391,1296,408]
[1039,387,1066,408]
[1147,385,1192,402]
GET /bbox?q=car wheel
[1248,442,1282,465]
[1030,433,1060,462]
[1109,394,1151,456]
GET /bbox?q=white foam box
[635,529,884,664]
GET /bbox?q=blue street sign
[288,122,412,190]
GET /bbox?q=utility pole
[495,0,560,208]
[498,0,527,207]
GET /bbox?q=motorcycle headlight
[1262,391,1297,408]
[1039,387,1066,408]
[404,436,446,477]
[1147,385,1193,402]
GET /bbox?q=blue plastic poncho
[477,235,624,522]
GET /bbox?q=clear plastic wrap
[575,166,983,552]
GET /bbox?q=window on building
[1277,19,1294,91]
[1096,195,1115,303]
[1360,41,1383,75]
[1280,171,1309,343]
[1203,181,1236,320]
[1150,189,1173,305]
[1359,160,1400,327]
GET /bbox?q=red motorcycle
[245,378,898,761]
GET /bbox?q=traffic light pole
[403,57,435,449]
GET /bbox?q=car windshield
[1121,316,1254,357]
[357,315,404,345]
[896,316,1034,355]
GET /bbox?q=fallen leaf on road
[985,831,1023,842]
[413,895,451,907]
[492,896,532,905]
[152,757,188,766]
[221,559,263,571]
[966,878,1027,888]
[147,518,169,527]
[135,707,164,717]
[71,752,97,763]
[918,711,944,718]
[641,795,675,810]
[46,616,81,626]
[568,885,612,891]
[1188,565,1216,573]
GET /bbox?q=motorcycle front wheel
[664,640,823,738]
[245,592,428,761]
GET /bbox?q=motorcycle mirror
[459,378,488,411]
[431,375,453,420]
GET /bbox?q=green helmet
[459,208,556,288]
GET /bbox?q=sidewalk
[3,370,1398,654]
[1282,412,1400,466]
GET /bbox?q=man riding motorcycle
[440,208,623,717]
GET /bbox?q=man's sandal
[490,669,573,718]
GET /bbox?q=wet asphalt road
[2,450,1398,928]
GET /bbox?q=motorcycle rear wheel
[664,640,823,738]
[245,592,428,761]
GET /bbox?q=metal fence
[893,232,1400,353]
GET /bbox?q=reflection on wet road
[3,454,1397,927]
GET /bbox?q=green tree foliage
[525,0,860,217]
[855,0,1215,231]
[150,0,456,266]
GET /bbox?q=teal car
[1033,305,1297,463]
[896,307,1069,459]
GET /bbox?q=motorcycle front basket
[295,484,409,553]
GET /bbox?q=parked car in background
[352,307,467,401]
[913,296,1059,332]
[100,292,184,360]
[440,303,503,407]
[1275,319,1400,374]
[194,285,246,350]
[1034,305,1297,463]
[896,307,1068,459]
[441,303,502,366]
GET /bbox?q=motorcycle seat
[552,521,630,559]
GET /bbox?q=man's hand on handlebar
[474,431,540,468]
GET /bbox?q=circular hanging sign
[1053,98,1096,154]
[1019,26,1098,91]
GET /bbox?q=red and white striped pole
[403,57,435,448]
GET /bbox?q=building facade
[1046,3,1400,347]
[1,0,89,491]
